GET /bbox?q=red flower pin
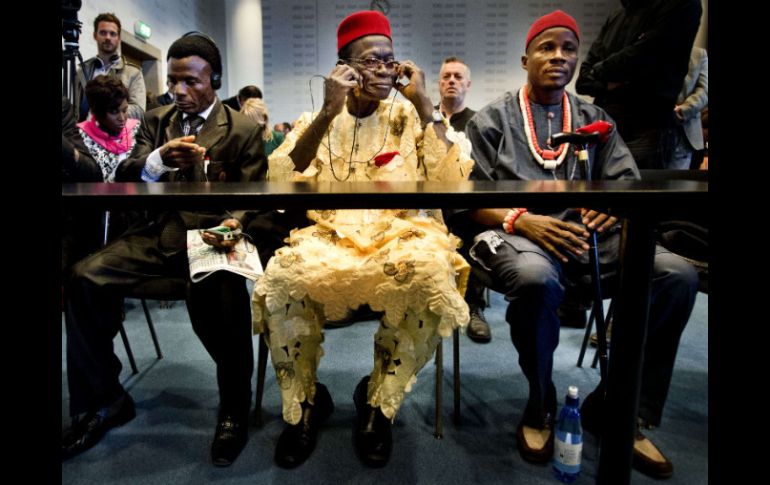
[374,151,400,167]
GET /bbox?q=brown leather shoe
[590,320,613,347]
[582,392,673,479]
[516,398,556,463]
[632,430,674,479]
[466,306,491,343]
[515,409,555,464]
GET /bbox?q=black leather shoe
[352,376,392,468]
[61,393,136,460]
[211,415,248,467]
[466,306,491,343]
[557,305,587,329]
[274,382,334,469]
[580,389,603,436]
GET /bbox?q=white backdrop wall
[260,0,617,125]
[224,0,264,100]
[69,1,707,125]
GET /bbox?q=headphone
[182,31,222,89]
[93,54,120,71]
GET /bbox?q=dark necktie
[162,115,204,248]
[186,115,205,135]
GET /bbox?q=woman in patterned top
[78,76,140,182]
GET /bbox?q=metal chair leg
[434,339,443,439]
[592,300,616,369]
[140,299,163,359]
[577,306,596,367]
[452,327,461,425]
[254,334,268,427]
[118,322,139,375]
[591,329,601,368]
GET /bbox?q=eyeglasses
[345,57,400,71]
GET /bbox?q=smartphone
[203,225,242,241]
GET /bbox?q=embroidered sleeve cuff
[141,148,178,182]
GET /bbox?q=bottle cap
[568,385,578,398]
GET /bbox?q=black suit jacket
[117,99,263,184]
[114,99,269,256]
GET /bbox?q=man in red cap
[447,9,697,479]
[253,9,474,469]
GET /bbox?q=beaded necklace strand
[518,84,571,171]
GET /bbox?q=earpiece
[182,31,222,89]
[210,72,222,89]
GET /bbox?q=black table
[62,178,708,484]
[62,179,705,214]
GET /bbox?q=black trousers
[65,227,254,422]
[471,231,698,426]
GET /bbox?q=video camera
[61,0,82,51]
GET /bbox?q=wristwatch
[430,110,444,124]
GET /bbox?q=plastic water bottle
[553,385,582,483]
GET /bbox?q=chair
[119,278,187,374]
[575,281,616,369]
[100,210,167,375]
[438,265,497,426]
[252,309,462,439]
[576,168,709,368]
[574,170,709,368]
[433,327,461,437]
[639,169,708,294]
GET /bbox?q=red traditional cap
[525,10,581,49]
[337,10,392,53]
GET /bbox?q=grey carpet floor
[62,288,708,484]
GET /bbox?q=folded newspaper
[187,230,264,282]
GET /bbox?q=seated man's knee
[515,262,562,297]
[69,251,107,286]
[198,270,242,288]
[654,250,699,295]
[496,260,564,313]
[192,271,248,304]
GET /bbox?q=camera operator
[77,13,145,122]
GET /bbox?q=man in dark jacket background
[576,0,702,169]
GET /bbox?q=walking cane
[551,123,613,385]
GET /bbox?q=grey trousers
[470,230,698,426]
